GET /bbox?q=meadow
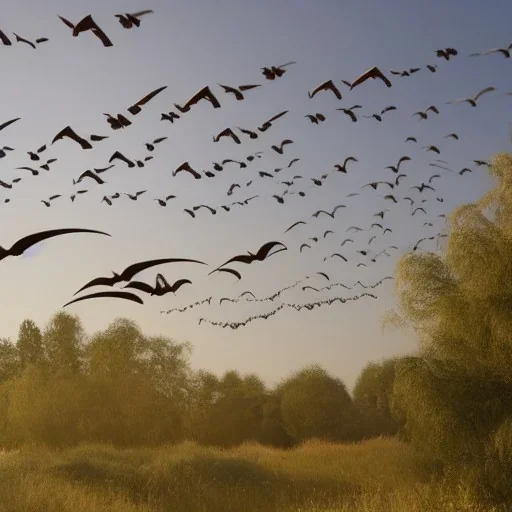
[0,437,500,512]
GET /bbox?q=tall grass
[0,438,502,511]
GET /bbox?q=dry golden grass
[0,438,501,511]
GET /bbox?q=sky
[0,0,510,389]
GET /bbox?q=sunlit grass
[0,437,500,511]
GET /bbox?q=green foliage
[277,364,356,443]
[17,319,43,369]
[388,151,512,504]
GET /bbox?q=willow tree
[386,153,512,501]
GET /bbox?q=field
[0,437,499,512]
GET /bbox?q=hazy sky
[0,0,510,388]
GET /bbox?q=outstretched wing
[63,291,143,308]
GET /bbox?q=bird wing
[284,221,305,233]
[122,258,207,281]
[255,241,288,261]
[58,15,75,29]
[63,291,143,308]
[130,9,154,17]
[169,279,192,292]
[474,86,496,101]
[132,86,167,108]
[214,267,242,280]
[9,228,111,258]
[0,118,21,132]
[123,281,155,295]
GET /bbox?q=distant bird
[109,151,134,168]
[412,106,439,119]
[0,228,110,262]
[218,84,261,100]
[261,61,296,80]
[213,128,241,144]
[125,275,192,296]
[222,159,247,168]
[0,146,14,158]
[384,195,398,203]
[259,171,274,178]
[41,194,61,207]
[210,241,287,274]
[308,80,342,99]
[59,14,113,47]
[145,137,167,151]
[373,209,389,219]
[448,86,496,107]
[340,239,354,247]
[258,110,288,132]
[213,268,242,280]
[238,126,259,139]
[193,205,217,215]
[184,209,196,218]
[52,126,93,149]
[312,205,345,218]
[0,117,20,133]
[73,170,105,185]
[27,144,47,161]
[337,105,362,122]
[426,64,438,73]
[423,145,441,154]
[271,139,293,154]
[473,160,489,167]
[155,195,176,207]
[328,253,348,262]
[436,47,458,60]
[362,181,394,191]
[173,162,201,179]
[390,68,421,77]
[74,258,206,296]
[13,33,47,49]
[115,10,154,29]
[300,244,311,252]
[444,133,459,140]
[227,183,241,196]
[161,112,180,123]
[429,174,441,184]
[350,66,392,90]
[17,166,40,176]
[175,86,221,113]
[124,190,147,201]
[334,156,358,173]
[386,156,411,173]
[459,168,472,175]
[411,183,435,193]
[412,207,427,215]
[63,291,143,308]
[284,221,306,233]
[104,113,132,130]
[470,42,512,59]
[395,174,407,186]
[305,113,326,124]
[413,236,435,251]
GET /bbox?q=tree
[387,152,512,503]
[17,319,43,369]
[42,312,85,375]
[352,358,400,438]
[277,364,356,443]
[0,339,19,383]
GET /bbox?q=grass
[0,437,502,511]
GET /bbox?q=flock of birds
[1,9,510,329]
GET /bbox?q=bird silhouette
[271,139,294,154]
[124,274,192,296]
[390,68,421,77]
[161,112,180,123]
[258,110,288,132]
[308,80,342,99]
[64,291,144,308]
[52,126,93,150]
[386,156,411,173]
[411,183,435,193]
[155,195,176,207]
[218,84,261,100]
[124,190,147,201]
[305,113,326,124]
[412,106,439,119]
[74,258,207,296]
[436,47,458,60]
[59,14,113,47]
[213,128,241,144]
[0,228,110,262]
[173,162,202,179]
[175,86,221,112]
[115,10,154,29]
[334,156,358,173]
[73,170,105,185]
[470,42,512,58]
[447,86,496,107]
[104,113,132,130]
[261,61,296,80]
[145,137,167,151]
[284,221,306,233]
[350,66,392,90]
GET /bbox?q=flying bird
[173,162,202,179]
[64,291,143,308]
[213,128,241,144]
[175,86,221,113]
[284,221,306,233]
[59,14,113,47]
[258,110,289,132]
[73,170,105,185]
[447,86,496,107]
[411,183,435,193]
[124,275,192,296]
[308,80,342,99]
[261,61,296,80]
[412,106,439,119]
[0,117,21,133]
[305,113,326,124]
[104,113,132,130]
[52,126,94,149]
[271,139,294,154]
[161,112,180,123]
[115,10,154,29]
[74,258,207,296]
[210,241,287,274]
[436,47,458,60]
[390,68,421,77]
[349,66,392,90]
[218,84,261,100]
[386,156,411,173]
[0,228,110,262]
